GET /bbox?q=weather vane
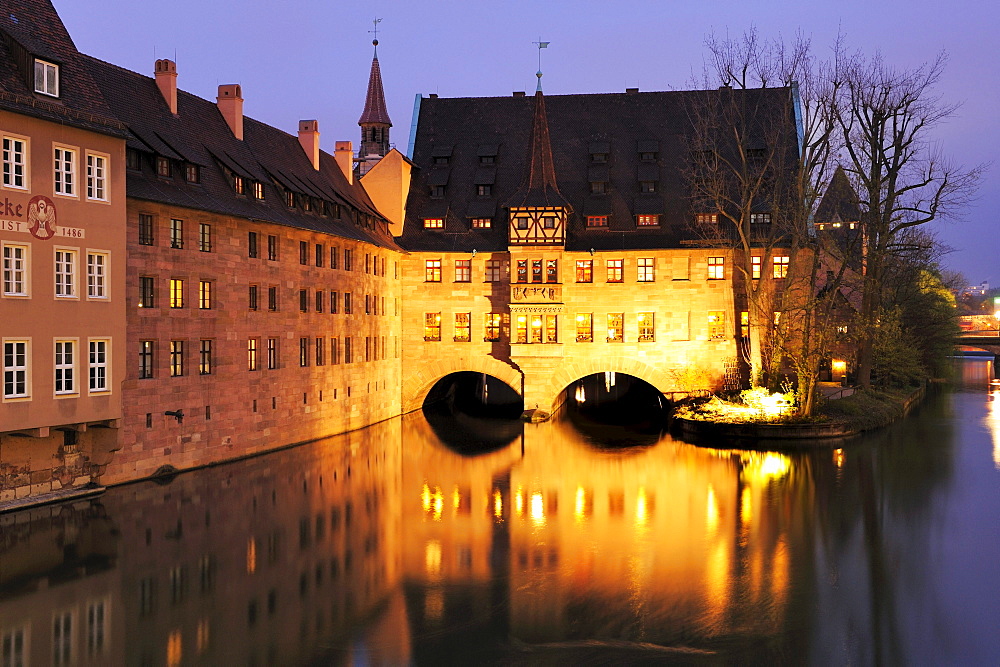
[532,38,549,91]
[370,17,382,54]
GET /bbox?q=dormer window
[185,164,200,183]
[156,157,172,178]
[590,181,607,195]
[750,212,772,225]
[479,155,495,165]
[636,214,660,227]
[233,175,245,194]
[126,148,142,171]
[285,191,295,208]
[591,153,608,163]
[640,152,656,162]
[434,156,449,166]
[430,185,445,198]
[695,213,719,224]
[640,181,657,193]
[476,184,492,197]
[253,182,265,200]
[34,59,59,97]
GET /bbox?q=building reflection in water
[9,385,974,663]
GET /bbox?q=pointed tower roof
[815,165,861,224]
[358,41,392,126]
[507,91,570,209]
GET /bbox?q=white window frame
[86,250,109,299]
[53,144,77,197]
[54,246,78,298]
[52,609,74,665]
[54,338,77,395]
[88,339,110,393]
[34,58,59,96]
[3,339,30,400]
[2,134,29,189]
[86,151,109,201]
[2,242,29,296]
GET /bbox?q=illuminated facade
[0,1,127,502]
[397,86,801,413]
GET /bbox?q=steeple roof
[507,91,570,209]
[358,47,391,126]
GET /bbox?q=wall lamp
[164,409,184,424]
[471,249,477,257]
[589,247,595,256]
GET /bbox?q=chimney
[298,120,320,170]
[217,84,244,140]
[154,59,178,114]
[335,141,354,185]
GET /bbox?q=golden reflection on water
[989,390,1000,470]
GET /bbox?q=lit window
[751,212,771,225]
[606,259,623,283]
[199,339,213,375]
[425,259,442,282]
[286,191,295,208]
[169,278,184,308]
[234,175,245,194]
[424,313,441,341]
[546,260,558,283]
[586,215,608,228]
[170,219,183,249]
[576,260,593,283]
[86,153,107,200]
[157,157,172,178]
[708,311,726,339]
[708,256,724,280]
[638,312,655,341]
[88,339,109,392]
[636,214,659,226]
[454,313,471,342]
[424,218,444,229]
[3,340,29,398]
[34,59,59,96]
[695,213,718,224]
[751,256,762,279]
[607,313,624,342]
[773,255,790,279]
[3,136,27,188]
[515,314,557,343]
[54,340,76,394]
[253,181,265,199]
[198,223,212,252]
[576,313,593,342]
[199,280,212,309]
[741,311,749,337]
[485,313,503,341]
[2,243,28,296]
[485,260,502,282]
[54,147,76,196]
[472,217,492,228]
[637,258,654,282]
[532,260,543,283]
[455,259,471,282]
[87,252,108,299]
[54,248,77,298]
[170,340,184,376]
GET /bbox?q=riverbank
[673,384,929,446]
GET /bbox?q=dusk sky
[59,0,996,284]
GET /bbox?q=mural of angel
[27,195,56,240]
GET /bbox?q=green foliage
[820,388,910,431]
[871,308,926,388]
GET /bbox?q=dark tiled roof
[358,55,391,126]
[400,87,797,253]
[815,165,861,224]
[83,55,399,249]
[506,91,570,209]
[0,0,125,137]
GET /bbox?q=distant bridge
[957,332,1000,356]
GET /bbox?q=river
[1,358,997,665]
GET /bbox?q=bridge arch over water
[401,356,523,414]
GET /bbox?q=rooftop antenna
[369,17,382,56]
[532,38,549,91]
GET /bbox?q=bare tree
[834,49,983,388]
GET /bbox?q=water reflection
[3,362,1000,664]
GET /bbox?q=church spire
[358,22,391,170]
[508,90,569,209]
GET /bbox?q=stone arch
[401,356,523,414]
